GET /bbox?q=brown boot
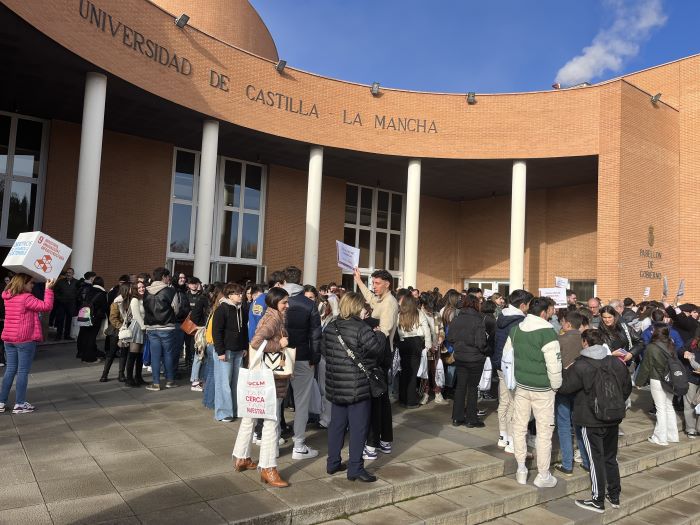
[233,457,258,472]
[260,467,289,488]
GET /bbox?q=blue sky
[250,0,698,93]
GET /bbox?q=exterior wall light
[371,82,380,96]
[276,60,287,73]
[651,93,662,105]
[467,92,476,105]
[175,14,190,28]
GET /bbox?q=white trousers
[650,379,679,444]
[497,370,514,438]
[512,388,555,475]
[232,399,283,469]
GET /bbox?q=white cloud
[555,0,667,86]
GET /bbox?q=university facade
[0,0,697,301]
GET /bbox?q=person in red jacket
[0,273,55,414]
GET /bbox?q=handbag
[76,306,92,327]
[334,324,388,398]
[248,340,296,378]
[118,304,133,344]
[417,348,429,379]
[237,348,278,420]
[180,313,199,336]
[479,357,493,391]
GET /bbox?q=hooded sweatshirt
[212,298,245,355]
[506,313,561,391]
[493,305,526,370]
[559,343,632,427]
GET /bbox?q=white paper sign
[336,240,360,272]
[643,287,651,298]
[483,289,495,299]
[677,279,686,298]
[3,231,72,282]
[554,276,569,289]
[539,287,567,308]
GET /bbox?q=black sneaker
[606,494,620,509]
[575,499,605,514]
[554,463,574,476]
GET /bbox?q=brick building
[0,0,696,301]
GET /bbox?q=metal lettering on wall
[640,226,662,280]
[79,0,192,75]
[77,1,439,133]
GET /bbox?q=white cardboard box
[3,231,72,282]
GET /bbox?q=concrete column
[193,120,219,283]
[71,72,107,276]
[303,146,324,286]
[403,159,421,288]
[509,160,527,290]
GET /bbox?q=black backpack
[587,356,627,422]
[662,351,689,397]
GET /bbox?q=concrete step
[325,435,700,525]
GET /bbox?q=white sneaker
[363,446,378,461]
[516,467,528,485]
[419,393,429,405]
[278,437,287,446]
[504,443,514,454]
[574,449,582,463]
[434,393,447,405]
[252,434,261,445]
[497,435,508,448]
[648,435,669,446]
[190,383,203,392]
[0,402,5,413]
[533,472,558,488]
[12,402,35,414]
[292,445,319,460]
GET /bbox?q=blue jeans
[147,329,177,385]
[0,342,37,405]
[213,350,243,420]
[555,392,590,469]
[190,354,203,383]
[555,393,575,470]
[202,345,216,409]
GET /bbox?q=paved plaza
[1,343,699,525]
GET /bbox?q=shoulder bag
[117,303,133,346]
[248,340,296,378]
[334,323,387,398]
[181,312,199,336]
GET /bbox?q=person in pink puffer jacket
[0,273,54,414]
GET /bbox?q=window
[167,148,266,280]
[0,112,48,246]
[343,183,404,287]
[570,280,596,302]
[465,280,510,298]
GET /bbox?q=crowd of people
[0,265,698,514]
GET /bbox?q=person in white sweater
[396,294,432,408]
[125,281,147,387]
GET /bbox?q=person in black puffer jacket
[447,295,489,427]
[322,292,385,482]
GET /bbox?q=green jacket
[508,314,561,391]
[636,342,671,386]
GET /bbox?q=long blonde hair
[399,294,420,331]
[4,273,32,297]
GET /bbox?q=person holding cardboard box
[0,274,55,414]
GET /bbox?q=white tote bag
[478,357,492,391]
[417,349,429,379]
[435,358,445,388]
[502,338,517,391]
[236,341,278,421]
